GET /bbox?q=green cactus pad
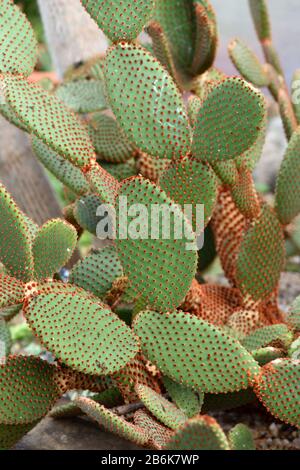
[252,347,284,366]
[85,162,119,204]
[275,130,300,225]
[134,310,260,393]
[192,67,226,100]
[192,77,266,162]
[154,0,196,76]
[163,416,230,450]
[242,324,293,352]
[0,318,12,357]
[24,215,39,242]
[228,423,255,450]
[25,292,139,375]
[33,279,100,300]
[248,0,271,41]
[102,160,138,181]
[136,384,187,430]
[105,43,191,160]
[32,137,89,196]
[0,74,95,168]
[0,0,37,76]
[0,421,39,450]
[88,114,136,164]
[237,122,266,172]
[191,1,218,76]
[56,79,107,114]
[236,204,285,302]
[229,39,269,87]
[32,219,77,280]
[115,177,197,311]
[0,355,61,425]
[187,96,202,127]
[154,0,217,78]
[136,153,170,182]
[159,158,218,231]
[70,247,124,299]
[134,410,173,450]
[278,88,298,140]
[162,376,204,418]
[73,194,103,235]
[230,167,261,220]
[211,161,239,186]
[0,102,28,132]
[75,397,149,446]
[0,274,25,309]
[111,353,161,403]
[146,21,177,82]
[0,184,33,282]
[226,309,260,338]
[253,359,300,428]
[81,0,155,42]
[287,296,300,329]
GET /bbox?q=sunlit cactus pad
[0,0,37,76]
[134,410,173,450]
[275,130,300,225]
[253,359,300,428]
[32,137,90,196]
[56,79,107,114]
[136,384,187,430]
[229,39,269,87]
[0,274,25,308]
[0,356,61,424]
[134,310,260,393]
[164,416,230,450]
[159,158,218,231]
[81,0,155,42]
[162,376,204,418]
[115,177,197,311]
[69,247,124,299]
[0,184,33,282]
[0,74,95,168]
[88,113,136,164]
[105,43,191,159]
[75,397,149,446]
[24,292,139,375]
[236,204,285,302]
[32,219,77,280]
[192,77,266,162]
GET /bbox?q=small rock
[292,438,300,449]
[269,423,279,437]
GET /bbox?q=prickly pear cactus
[0,0,299,451]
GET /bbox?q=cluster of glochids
[0,0,299,451]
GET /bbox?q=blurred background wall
[211,0,299,84]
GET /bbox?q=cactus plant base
[13,401,300,451]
